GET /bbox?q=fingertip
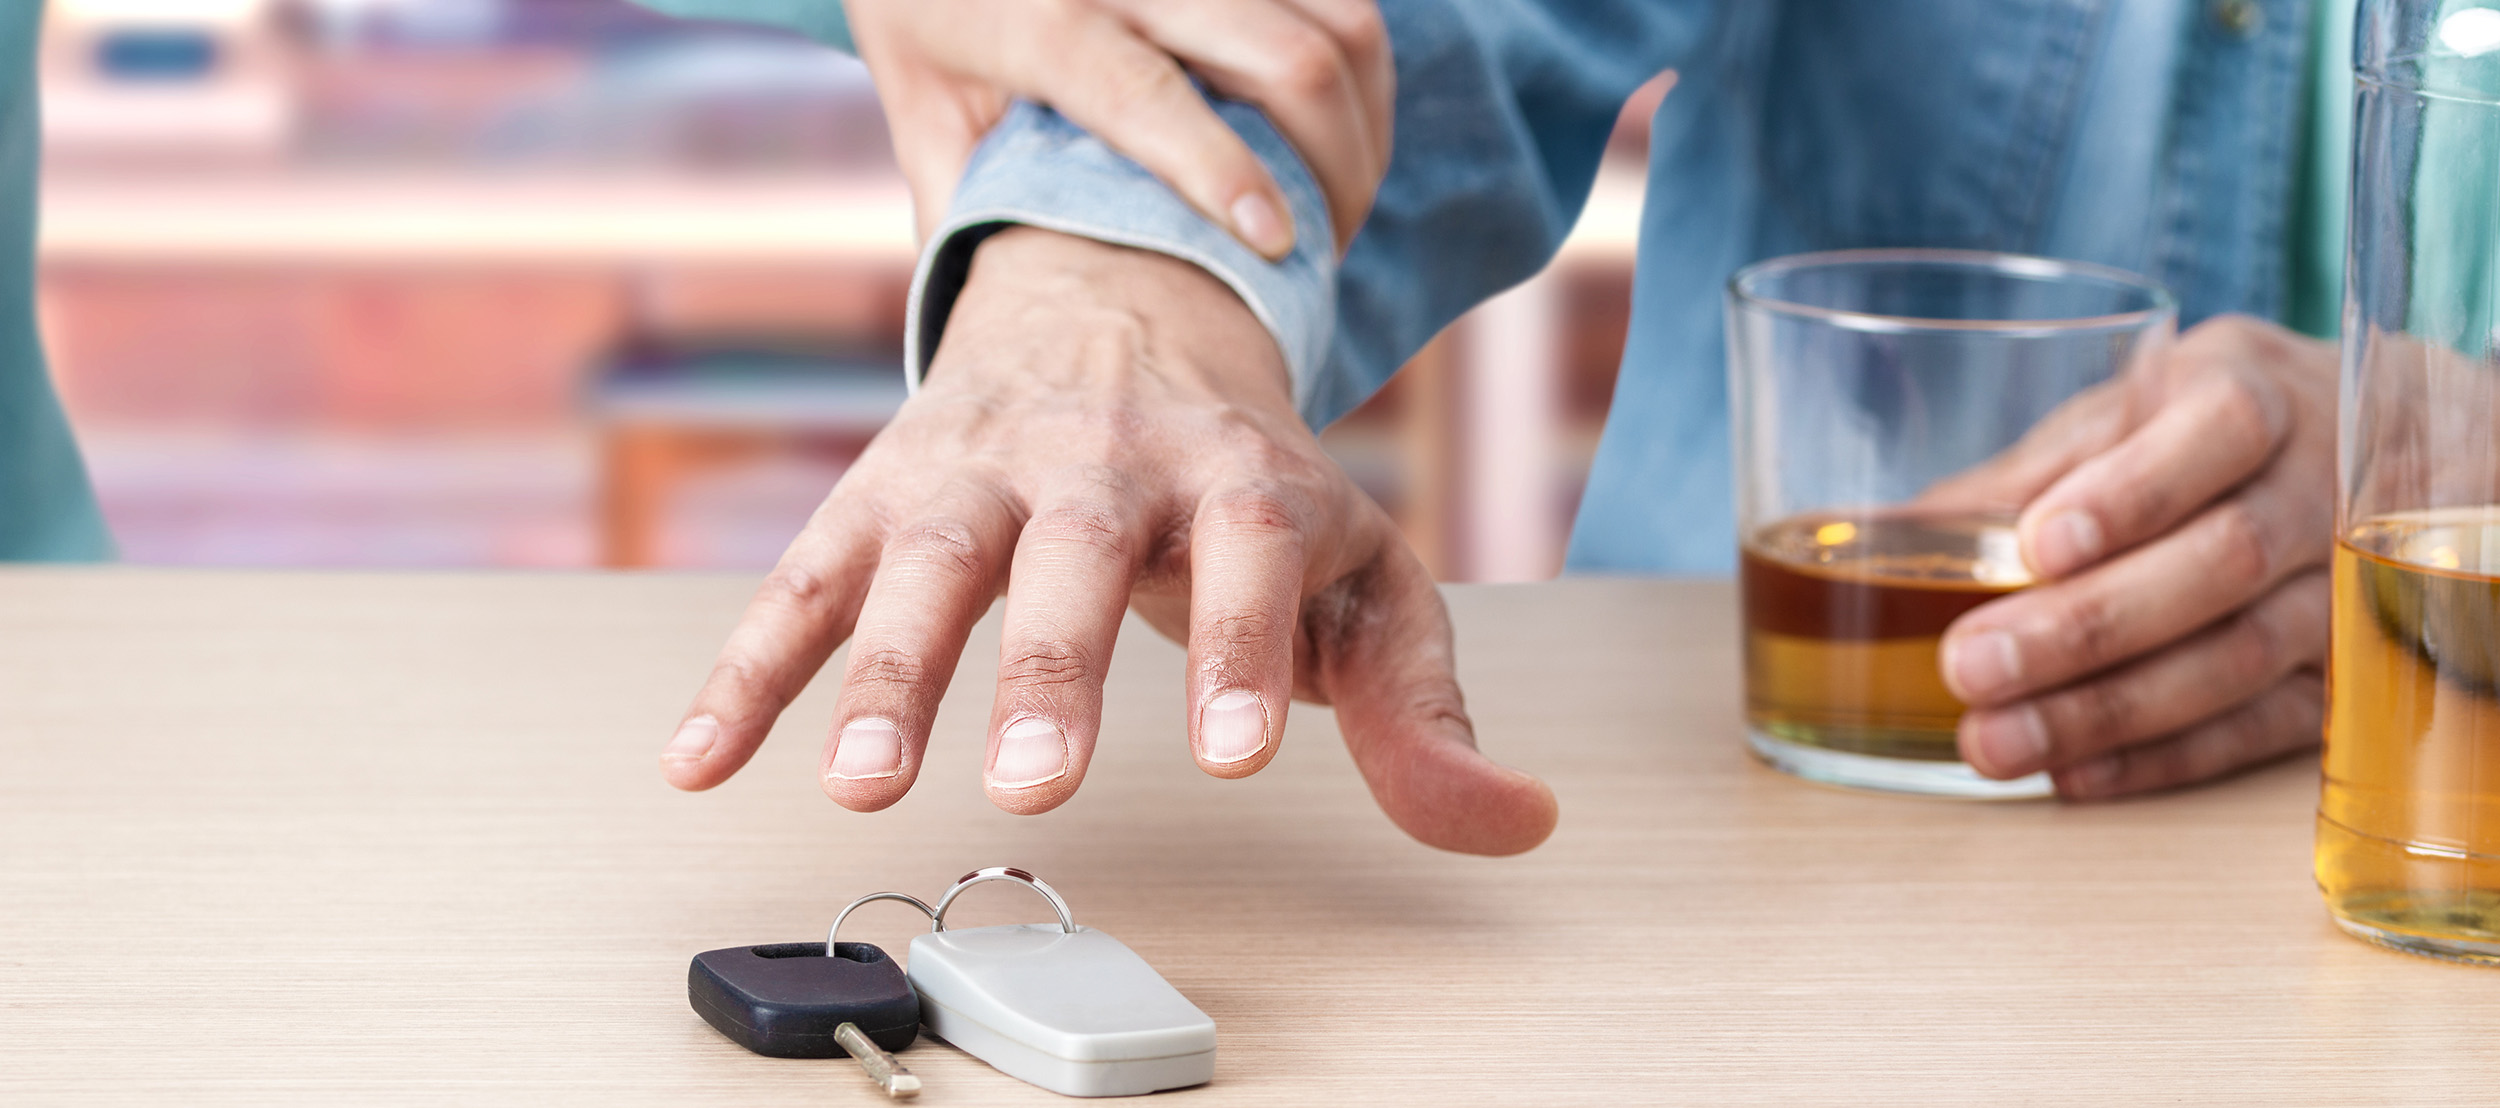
[822,773,911,812]
[1439,766,1560,856]
[1370,735,1561,856]
[1228,191,1295,260]
[1939,626,2023,705]
[659,757,719,792]
[822,716,916,810]
[1195,688,1277,779]
[2020,506,2106,579]
[1957,702,2049,779]
[985,715,1081,815]
[1196,753,1274,780]
[985,778,1079,816]
[660,715,726,791]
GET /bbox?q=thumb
[1311,546,1559,855]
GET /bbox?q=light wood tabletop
[1,571,2491,1105]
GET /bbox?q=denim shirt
[839,0,2315,573]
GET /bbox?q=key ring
[932,866,1076,934]
[827,891,938,956]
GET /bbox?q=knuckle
[1329,3,1389,60]
[2147,736,2205,787]
[2056,593,2126,670]
[1206,608,1283,649]
[1400,682,1472,735]
[2222,608,2289,686]
[1026,502,1134,560]
[2054,680,2142,749]
[2201,500,2274,584]
[1204,484,1306,537]
[2194,712,2270,780]
[706,656,781,715]
[847,646,930,690]
[886,516,991,583]
[1026,0,1092,56]
[1098,52,1189,117]
[1264,28,1345,98]
[1000,639,1094,688]
[757,561,834,613]
[2083,747,2143,794]
[2185,313,2267,361]
[2207,373,2285,452]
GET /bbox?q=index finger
[661,500,882,790]
[1911,374,2133,516]
[1103,0,1387,249]
[996,4,1299,259]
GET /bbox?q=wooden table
[0,572,2488,1104]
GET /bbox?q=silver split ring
[827,891,937,956]
[931,866,1076,934]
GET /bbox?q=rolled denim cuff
[904,100,1338,424]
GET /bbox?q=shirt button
[2214,0,2264,36]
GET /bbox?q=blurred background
[38,0,1656,580]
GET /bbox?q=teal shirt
[2289,0,2358,339]
[0,8,112,560]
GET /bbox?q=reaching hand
[846,0,1393,258]
[1925,316,2337,797]
[659,228,1557,855]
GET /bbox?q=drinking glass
[1727,249,2175,799]
[2318,0,2500,963]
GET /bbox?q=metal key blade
[833,1021,921,1099]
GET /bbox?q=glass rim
[1726,248,2178,336]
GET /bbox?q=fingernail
[663,715,718,762]
[2035,511,2105,576]
[828,718,903,780]
[1229,192,1292,257]
[1943,630,2023,701]
[1198,689,1268,765]
[1968,703,2051,777]
[989,716,1068,790]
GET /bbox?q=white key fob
[910,868,1215,1097]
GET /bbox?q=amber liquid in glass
[1741,512,2031,762]
[2319,510,2500,962]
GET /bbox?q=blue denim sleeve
[906,101,1337,416]
[915,1,1715,428]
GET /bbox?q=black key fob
[688,941,920,1058]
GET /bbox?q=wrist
[939,227,1296,404]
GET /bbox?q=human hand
[844,0,1392,258]
[1924,316,2336,797]
[658,228,1557,855]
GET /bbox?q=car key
[908,868,1216,1098]
[686,891,930,1067]
[834,1021,921,1099]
